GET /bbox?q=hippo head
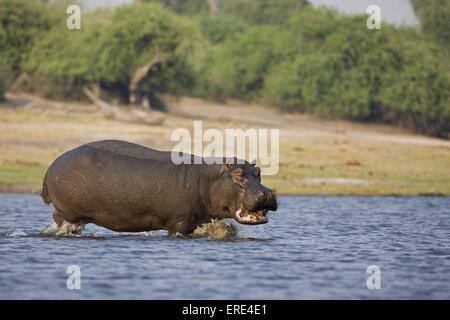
[209,162,277,224]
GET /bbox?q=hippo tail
[40,171,51,205]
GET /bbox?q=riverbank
[1,92,449,195]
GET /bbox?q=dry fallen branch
[83,86,165,126]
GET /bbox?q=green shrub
[264,11,396,118]
[378,34,450,137]
[143,0,308,23]
[197,25,299,100]
[262,9,450,137]
[220,0,308,25]
[198,15,248,44]
[411,0,450,48]
[24,4,198,100]
[143,0,209,15]
[0,0,60,84]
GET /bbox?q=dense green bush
[143,0,209,15]
[0,0,60,86]
[220,0,308,25]
[198,15,248,44]
[378,33,450,137]
[262,8,450,137]
[24,3,199,100]
[196,25,299,100]
[411,0,450,48]
[264,38,450,137]
[143,0,308,23]
[264,10,399,117]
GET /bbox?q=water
[1,194,450,299]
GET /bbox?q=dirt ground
[1,92,449,195]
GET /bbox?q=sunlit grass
[0,164,47,192]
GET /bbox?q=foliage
[220,0,309,25]
[23,3,199,99]
[143,0,309,23]
[0,0,61,85]
[262,9,450,136]
[143,0,209,15]
[196,25,299,101]
[411,0,450,48]
[197,15,248,44]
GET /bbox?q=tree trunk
[207,0,219,16]
[128,49,161,106]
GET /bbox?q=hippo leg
[52,210,65,227]
[41,209,85,236]
[168,221,195,237]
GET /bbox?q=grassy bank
[1,94,449,196]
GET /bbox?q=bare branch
[207,0,219,16]
[83,85,165,126]
[129,48,162,106]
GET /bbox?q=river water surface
[0,194,449,299]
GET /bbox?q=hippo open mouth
[234,208,269,225]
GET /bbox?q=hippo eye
[234,168,243,177]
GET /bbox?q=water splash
[191,219,237,240]
[9,230,27,237]
[41,221,85,236]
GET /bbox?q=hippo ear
[218,160,233,174]
[218,163,232,175]
[224,157,235,168]
[224,163,234,170]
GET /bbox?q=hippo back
[86,140,171,161]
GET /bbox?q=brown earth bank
[1,92,449,195]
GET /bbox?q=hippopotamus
[41,140,277,236]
